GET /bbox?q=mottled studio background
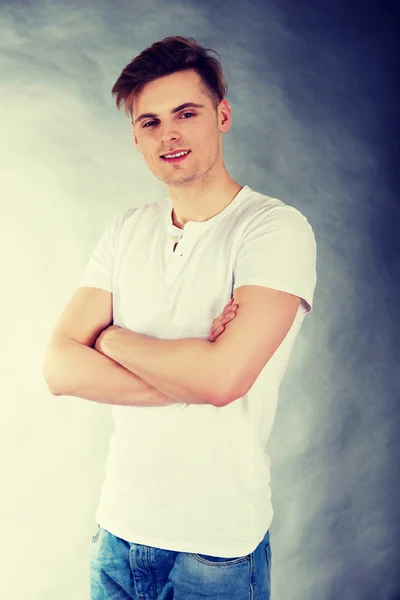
[1,0,399,598]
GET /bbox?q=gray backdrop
[1,0,398,598]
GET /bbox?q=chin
[167,174,199,186]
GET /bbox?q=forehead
[133,69,210,117]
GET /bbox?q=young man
[43,36,317,599]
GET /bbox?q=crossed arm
[94,286,302,409]
[95,328,226,407]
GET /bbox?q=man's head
[111,36,232,188]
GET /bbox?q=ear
[218,99,232,133]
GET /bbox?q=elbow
[44,375,60,396]
[206,343,233,407]
[42,340,67,396]
[209,379,235,408]
[44,379,60,396]
[207,359,238,408]
[42,363,61,396]
[216,375,250,408]
[49,387,61,397]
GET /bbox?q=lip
[160,149,190,158]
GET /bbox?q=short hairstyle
[111,36,228,119]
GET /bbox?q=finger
[208,329,217,342]
[212,308,235,335]
[211,318,220,331]
[224,312,236,323]
[224,302,238,314]
[223,308,237,321]
[211,304,237,335]
[209,323,223,340]
[209,325,218,339]
[223,301,234,313]
[222,299,234,313]
[212,325,224,339]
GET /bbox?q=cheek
[199,125,217,145]
[136,132,153,152]
[140,143,157,163]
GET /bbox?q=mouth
[160,149,191,163]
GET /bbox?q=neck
[167,172,243,229]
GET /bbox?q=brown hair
[111,36,228,119]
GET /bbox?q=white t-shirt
[78,184,317,557]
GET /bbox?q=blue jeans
[90,525,272,599]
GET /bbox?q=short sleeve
[233,205,317,313]
[77,208,128,292]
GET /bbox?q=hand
[94,325,121,354]
[208,298,238,343]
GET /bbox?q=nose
[160,124,181,146]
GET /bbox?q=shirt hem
[95,510,273,558]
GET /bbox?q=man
[43,36,317,599]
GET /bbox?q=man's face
[131,69,231,187]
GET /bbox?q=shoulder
[115,198,165,233]
[239,188,315,239]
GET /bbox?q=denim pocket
[192,552,249,565]
[92,524,101,543]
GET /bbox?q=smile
[161,150,191,163]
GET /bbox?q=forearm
[101,328,224,406]
[43,336,176,407]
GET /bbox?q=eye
[142,112,195,129]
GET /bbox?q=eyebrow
[134,102,205,124]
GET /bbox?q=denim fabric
[90,525,272,599]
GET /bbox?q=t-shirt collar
[164,185,250,236]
